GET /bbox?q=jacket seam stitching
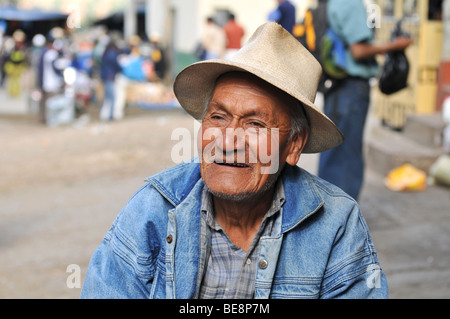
[320,263,371,297]
[324,248,370,279]
[110,229,155,280]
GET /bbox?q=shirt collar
[200,179,285,230]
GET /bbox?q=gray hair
[288,101,310,141]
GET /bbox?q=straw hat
[174,22,344,153]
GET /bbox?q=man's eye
[249,122,264,127]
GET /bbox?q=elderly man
[81,22,387,299]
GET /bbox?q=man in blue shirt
[318,0,412,200]
[269,0,296,34]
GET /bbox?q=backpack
[294,0,347,93]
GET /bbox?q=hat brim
[174,59,344,154]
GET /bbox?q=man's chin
[205,175,280,203]
[207,189,255,202]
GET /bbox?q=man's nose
[222,122,246,153]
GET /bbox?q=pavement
[0,87,449,299]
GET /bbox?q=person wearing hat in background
[81,22,387,299]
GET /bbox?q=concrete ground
[0,88,449,299]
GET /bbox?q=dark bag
[378,20,410,95]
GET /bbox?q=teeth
[216,162,248,167]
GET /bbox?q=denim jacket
[80,159,388,299]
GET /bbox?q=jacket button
[166,235,173,243]
[259,259,268,269]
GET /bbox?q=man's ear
[285,129,310,166]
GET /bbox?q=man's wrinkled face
[199,72,307,201]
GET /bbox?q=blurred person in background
[148,32,167,81]
[268,0,296,34]
[37,27,71,124]
[70,36,96,114]
[30,34,47,89]
[223,13,245,60]
[318,0,413,200]
[1,37,14,88]
[115,35,156,120]
[0,20,7,87]
[3,30,28,97]
[201,17,226,60]
[99,33,122,122]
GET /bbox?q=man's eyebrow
[240,108,272,121]
[207,101,272,119]
[207,101,225,110]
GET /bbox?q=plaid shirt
[197,181,285,299]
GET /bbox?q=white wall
[171,0,198,53]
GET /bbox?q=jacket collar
[146,159,324,233]
[145,158,202,206]
[280,164,324,233]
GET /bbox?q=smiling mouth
[214,161,250,168]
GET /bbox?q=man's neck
[212,187,275,252]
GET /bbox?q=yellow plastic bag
[384,163,427,192]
